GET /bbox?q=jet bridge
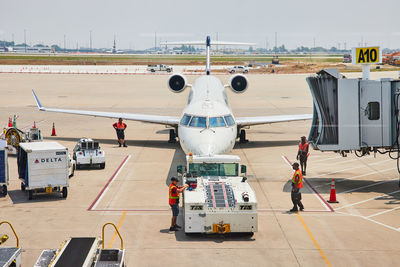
[307,69,400,174]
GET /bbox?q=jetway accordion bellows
[307,71,339,145]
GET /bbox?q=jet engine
[168,74,187,93]
[229,74,248,93]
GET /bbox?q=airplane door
[360,80,382,147]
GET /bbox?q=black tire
[230,70,234,74]
[21,182,26,191]
[28,190,33,200]
[62,187,68,198]
[240,129,247,143]
[76,164,81,170]
[167,69,171,73]
[1,185,7,196]
[168,129,176,143]
[100,163,105,169]
[151,69,155,72]
[244,70,248,74]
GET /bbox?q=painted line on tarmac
[338,178,398,194]
[313,167,397,189]
[336,211,400,232]
[335,190,400,210]
[366,206,400,219]
[282,155,334,212]
[88,155,131,211]
[107,210,127,249]
[296,213,332,266]
[316,159,391,178]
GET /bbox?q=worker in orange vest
[297,136,309,175]
[169,177,188,231]
[113,118,127,147]
[290,162,304,212]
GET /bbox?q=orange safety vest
[169,184,179,205]
[114,122,126,130]
[292,169,303,188]
[299,142,308,152]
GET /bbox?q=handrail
[102,222,123,250]
[0,221,19,248]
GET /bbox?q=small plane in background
[32,36,312,156]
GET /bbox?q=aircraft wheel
[168,129,176,143]
[240,129,248,143]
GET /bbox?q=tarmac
[1,71,400,266]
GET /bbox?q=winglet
[32,90,44,110]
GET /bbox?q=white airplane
[32,36,312,156]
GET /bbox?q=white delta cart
[17,142,69,200]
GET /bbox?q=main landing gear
[168,129,177,143]
[239,129,249,143]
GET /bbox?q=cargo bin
[0,146,9,197]
[17,142,69,200]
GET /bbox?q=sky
[1,0,400,50]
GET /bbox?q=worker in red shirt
[297,136,309,175]
[113,118,127,147]
[290,162,304,212]
[169,177,188,231]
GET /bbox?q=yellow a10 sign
[352,46,381,64]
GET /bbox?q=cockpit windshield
[180,114,192,126]
[209,117,226,127]
[224,115,235,126]
[189,116,207,127]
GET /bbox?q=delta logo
[34,158,63,163]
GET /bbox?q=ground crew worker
[290,162,304,212]
[297,136,309,175]
[169,177,188,231]
[113,118,127,147]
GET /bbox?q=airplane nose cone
[198,143,216,156]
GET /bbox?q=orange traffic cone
[8,117,12,127]
[51,122,57,136]
[327,179,339,203]
[32,121,36,128]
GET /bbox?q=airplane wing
[32,90,180,127]
[235,114,313,127]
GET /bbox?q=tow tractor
[34,223,125,267]
[177,154,258,235]
[73,138,105,169]
[0,221,21,267]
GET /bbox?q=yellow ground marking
[107,210,127,249]
[296,212,331,267]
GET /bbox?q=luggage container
[17,142,69,200]
[0,146,9,197]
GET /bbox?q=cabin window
[189,116,206,127]
[367,102,380,120]
[180,114,192,126]
[209,117,226,127]
[224,115,235,126]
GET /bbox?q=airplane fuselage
[177,75,237,156]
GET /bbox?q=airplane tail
[161,36,255,75]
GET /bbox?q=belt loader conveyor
[34,223,125,267]
[0,221,21,267]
